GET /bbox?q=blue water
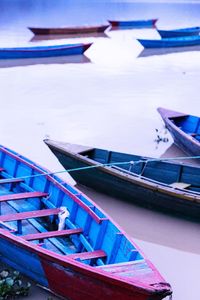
[0,1,200,300]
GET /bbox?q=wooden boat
[0,144,172,300]
[0,43,92,59]
[157,26,200,38]
[108,19,158,28]
[44,139,200,220]
[137,35,200,48]
[28,25,110,35]
[158,107,200,157]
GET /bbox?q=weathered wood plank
[0,208,60,222]
[22,228,83,241]
[68,249,106,260]
[0,178,24,185]
[0,191,48,203]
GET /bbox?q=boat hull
[0,232,166,300]
[28,25,110,35]
[108,19,158,28]
[44,141,200,220]
[0,43,92,59]
[138,36,200,48]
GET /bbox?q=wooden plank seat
[0,191,48,203]
[22,228,83,241]
[67,249,106,261]
[0,208,60,222]
[170,182,191,189]
[0,178,24,185]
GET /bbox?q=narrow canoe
[0,144,172,300]
[158,26,200,38]
[28,25,110,35]
[108,19,158,28]
[137,35,200,48]
[44,139,200,220]
[0,43,92,59]
[158,107,200,157]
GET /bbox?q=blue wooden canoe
[0,43,92,59]
[44,139,200,220]
[158,107,200,157]
[0,144,172,300]
[137,35,200,48]
[108,19,158,28]
[158,26,200,38]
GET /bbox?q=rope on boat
[0,155,200,182]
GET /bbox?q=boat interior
[170,115,200,141]
[79,147,200,193]
[0,146,145,272]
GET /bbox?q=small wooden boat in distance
[108,18,158,28]
[0,144,172,300]
[137,35,200,48]
[44,139,200,220]
[28,24,110,35]
[0,43,92,59]
[157,26,200,38]
[158,107,200,156]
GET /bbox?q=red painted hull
[42,259,166,300]
[29,25,110,35]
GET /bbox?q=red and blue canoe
[157,26,200,38]
[0,43,92,59]
[108,18,158,28]
[28,24,110,35]
[0,144,172,300]
[158,107,200,156]
[137,35,200,48]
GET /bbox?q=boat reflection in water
[30,32,109,42]
[0,54,91,68]
[138,45,200,57]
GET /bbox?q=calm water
[0,1,200,299]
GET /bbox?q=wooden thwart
[22,228,83,241]
[68,249,106,261]
[0,178,24,185]
[0,208,60,222]
[0,191,48,203]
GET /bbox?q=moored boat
[0,43,92,59]
[28,24,110,35]
[157,26,200,38]
[44,139,200,220]
[108,19,158,28]
[0,144,172,300]
[137,35,200,48]
[158,107,200,156]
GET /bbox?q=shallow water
[0,1,200,299]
